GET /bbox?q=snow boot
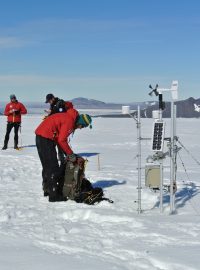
[49,195,67,202]
[14,142,19,150]
[14,137,19,150]
[2,138,9,150]
[2,145,7,150]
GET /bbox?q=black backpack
[76,179,113,205]
[62,161,113,205]
[50,98,66,114]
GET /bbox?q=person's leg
[56,145,66,196]
[57,162,65,196]
[36,135,50,195]
[36,135,64,201]
[14,123,20,149]
[41,170,49,196]
[57,144,66,165]
[2,123,13,149]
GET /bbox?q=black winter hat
[10,94,16,100]
[45,93,54,103]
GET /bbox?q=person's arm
[4,104,13,116]
[48,103,57,115]
[57,123,74,155]
[19,103,27,114]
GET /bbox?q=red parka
[4,101,27,123]
[35,108,79,155]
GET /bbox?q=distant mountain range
[0,97,200,117]
[0,97,148,114]
[140,97,200,118]
[69,97,149,110]
[96,97,200,118]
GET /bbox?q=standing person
[2,94,27,150]
[35,108,92,202]
[45,93,73,116]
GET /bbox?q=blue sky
[0,0,200,102]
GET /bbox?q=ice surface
[0,115,200,270]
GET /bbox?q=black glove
[67,153,77,163]
[14,110,20,115]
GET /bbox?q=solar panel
[151,121,165,152]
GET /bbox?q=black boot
[14,143,19,150]
[14,138,19,150]
[49,194,67,202]
[49,190,67,202]
[42,179,49,197]
[48,174,66,202]
[2,139,8,150]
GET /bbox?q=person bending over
[35,108,92,202]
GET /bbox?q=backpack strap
[82,189,114,205]
[100,198,114,204]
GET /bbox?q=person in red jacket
[35,108,92,202]
[2,94,27,150]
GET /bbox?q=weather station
[124,81,180,214]
[146,81,179,214]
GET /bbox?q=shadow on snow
[153,182,200,209]
[22,144,36,148]
[93,179,126,189]
[78,152,100,158]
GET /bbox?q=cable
[177,152,200,216]
[177,152,191,182]
[177,139,200,167]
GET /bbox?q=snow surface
[0,115,200,270]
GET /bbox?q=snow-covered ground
[0,114,200,270]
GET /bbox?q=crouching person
[35,109,92,202]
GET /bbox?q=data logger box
[145,164,160,188]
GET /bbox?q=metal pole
[158,106,163,213]
[137,106,142,214]
[173,105,177,212]
[19,124,22,149]
[170,102,176,214]
[160,160,163,213]
[158,109,162,121]
[170,101,174,213]
[97,154,100,171]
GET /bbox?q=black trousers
[35,135,64,198]
[57,144,66,164]
[4,122,20,147]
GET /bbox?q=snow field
[0,116,200,269]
